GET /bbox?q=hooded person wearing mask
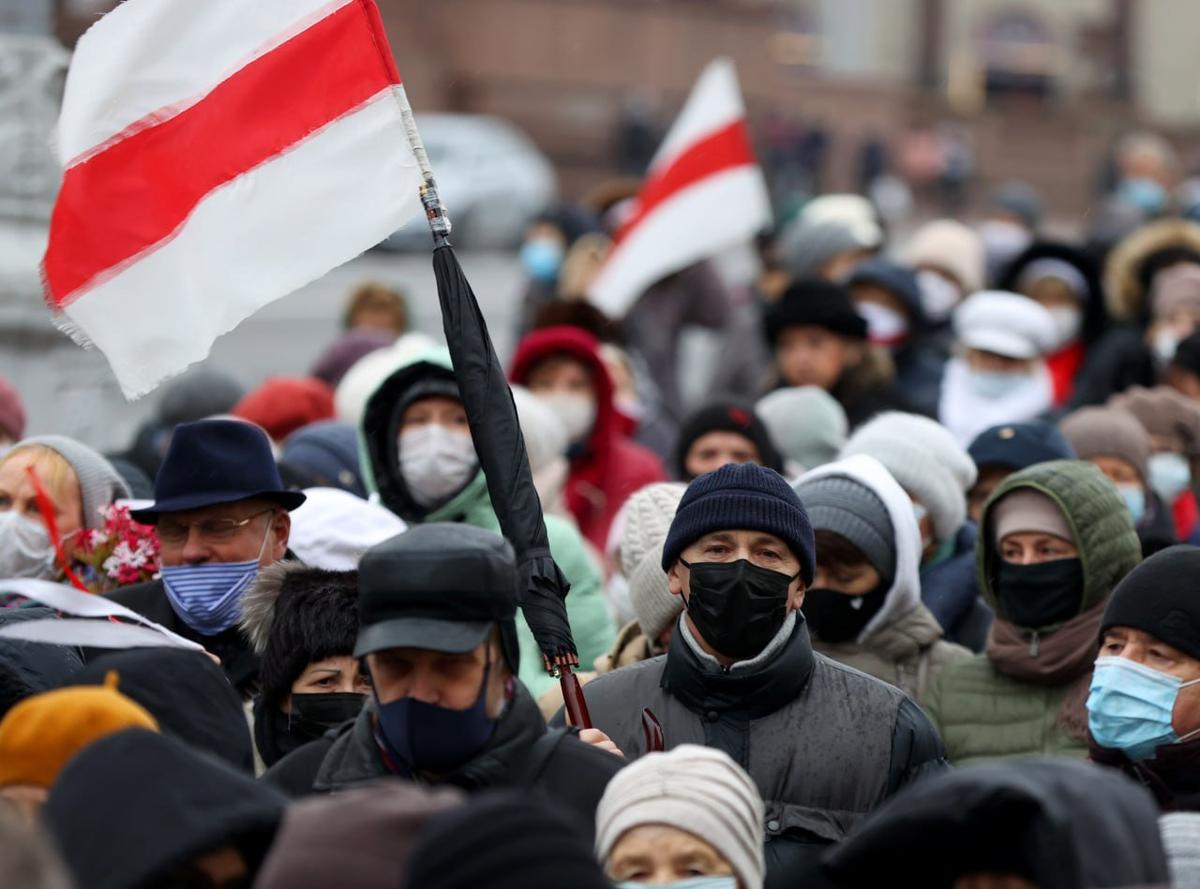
[45,729,287,889]
[841,412,989,651]
[794,455,971,704]
[938,290,1058,447]
[0,436,130,583]
[571,463,946,885]
[1087,545,1200,813]
[509,325,665,552]
[239,564,371,768]
[1060,405,1176,556]
[924,460,1143,764]
[359,347,613,697]
[263,524,622,840]
[901,219,986,331]
[673,401,784,482]
[998,240,1104,408]
[966,421,1076,523]
[820,757,1169,889]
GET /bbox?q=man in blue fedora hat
[108,419,306,695]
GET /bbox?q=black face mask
[803,583,889,644]
[254,692,366,767]
[680,558,797,661]
[995,558,1084,629]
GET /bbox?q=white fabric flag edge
[0,618,202,652]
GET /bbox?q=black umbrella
[416,176,591,726]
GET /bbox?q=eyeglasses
[156,508,275,546]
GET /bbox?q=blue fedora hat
[130,419,306,523]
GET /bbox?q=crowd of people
[4,131,1200,888]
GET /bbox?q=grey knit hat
[795,474,896,584]
[780,219,865,280]
[595,745,766,889]
[13,436,131,530]
[619,483,686,641]
[1059,407,1151,484]
[841,412,977,542]
[756,387,847,474]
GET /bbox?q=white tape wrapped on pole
[0,578,205,652]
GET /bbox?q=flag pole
[394,86,452,248]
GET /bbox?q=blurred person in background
[277,421,367,498]
[755,386,847,479]
[901,219,986,331]
[966,421,1076,524]
[1165,328,1200,402]
[763,279,905,428]
[938,291,1057,447]
[978,181,1041,284]
[673,400,783,482]
[0,378,26,453]
[310,328,395,390]
[998,240,1105,407]
[232,377,335,444]
[343,280,410,337]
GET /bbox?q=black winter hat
[764,279,867,346]
[355,523,519,673]
[1101,545,1200,660]
[1172,330,1200,378]
[968,421,1077,473]
[662,462,815,585]
[674,400,784,480]
[405,792,611,889]
[45,730,286,889]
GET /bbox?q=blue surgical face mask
[1088,656,1200,761]
[160,521,271,635]
[373,659,497,775]
[617,879,737,889]
[520,237,564,283]
[1149,452,1192,503]
[967,369,1029,400]
[1118,484,1146,525]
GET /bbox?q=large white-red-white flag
[41,0,425,398]
[588,58,772,316]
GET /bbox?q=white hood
[794,453,922,644]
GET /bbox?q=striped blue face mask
[161,522,271,635]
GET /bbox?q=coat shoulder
[261,735,336,798]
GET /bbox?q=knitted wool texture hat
[13,435,132,530]
[0,672,157,789]
[841,412,977,542]
[595,745,766,889]
[619,483,686,640]
[1059,407,1151,484]
[662,463,815,585]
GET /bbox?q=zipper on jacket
[1028,631,1040,657]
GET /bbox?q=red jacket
[510,326,665,551]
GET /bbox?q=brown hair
[342,281,409,334]
[813,529,870,573]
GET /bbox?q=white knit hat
[287,487,406,571]
[333,331,440,427]
[902,219,986,293]
[799,193,883,249]
[841,412,977,542]
[953,290,1058,360]
[756,387,848,474]
[595,745,766,889]
[619,483,686,641]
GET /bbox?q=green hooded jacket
[923,460,1141,765]
[358,347,614,698]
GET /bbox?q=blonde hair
[0,445,82,527]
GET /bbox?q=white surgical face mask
[0,510,57,580]
[398,424,478,509]
[1153,330,1180,365]
[916,270,962,323]
[1047,305,1083,350]
[537,393,597,445]
[967,369,1031,400]
[856,301,910,347]
[1148,451,1192,503]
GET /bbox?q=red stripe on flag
[43,0,401,309]
[613,119,756,247]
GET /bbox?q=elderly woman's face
[606,824,738,886]
[0,449,84,540]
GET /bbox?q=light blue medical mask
[519,237,563,283]
[1148,452,1192,503]
[1117,484,1146,525]
[1087,656,1200,761]
[160,522,271,635]
[966,370,1028,400]
[616,879,737,889]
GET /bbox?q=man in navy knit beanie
[572,463,947,887]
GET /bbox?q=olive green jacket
[923,460,1141,765]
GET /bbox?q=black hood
[70,648,254,773]
[0,606,83,718]
[821,758,1168,888]
[44,729,286,889]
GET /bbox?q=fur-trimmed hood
[240,561,358,656]
[1104,218,1200,323]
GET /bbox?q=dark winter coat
[919,522,993,652]
[573,616,947,885]
[0,605,83,718]
[821,758,1169,889]
[263,683,621,841]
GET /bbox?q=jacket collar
[665,613,815,719]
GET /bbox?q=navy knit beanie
[661,463,815,585]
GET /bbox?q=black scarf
[1090,733,1200,812]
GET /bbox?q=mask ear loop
[25,465,88,592]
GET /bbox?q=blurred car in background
[379,113,557,251]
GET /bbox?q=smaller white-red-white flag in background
[588,58,772,317]
[41,0,425,398]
